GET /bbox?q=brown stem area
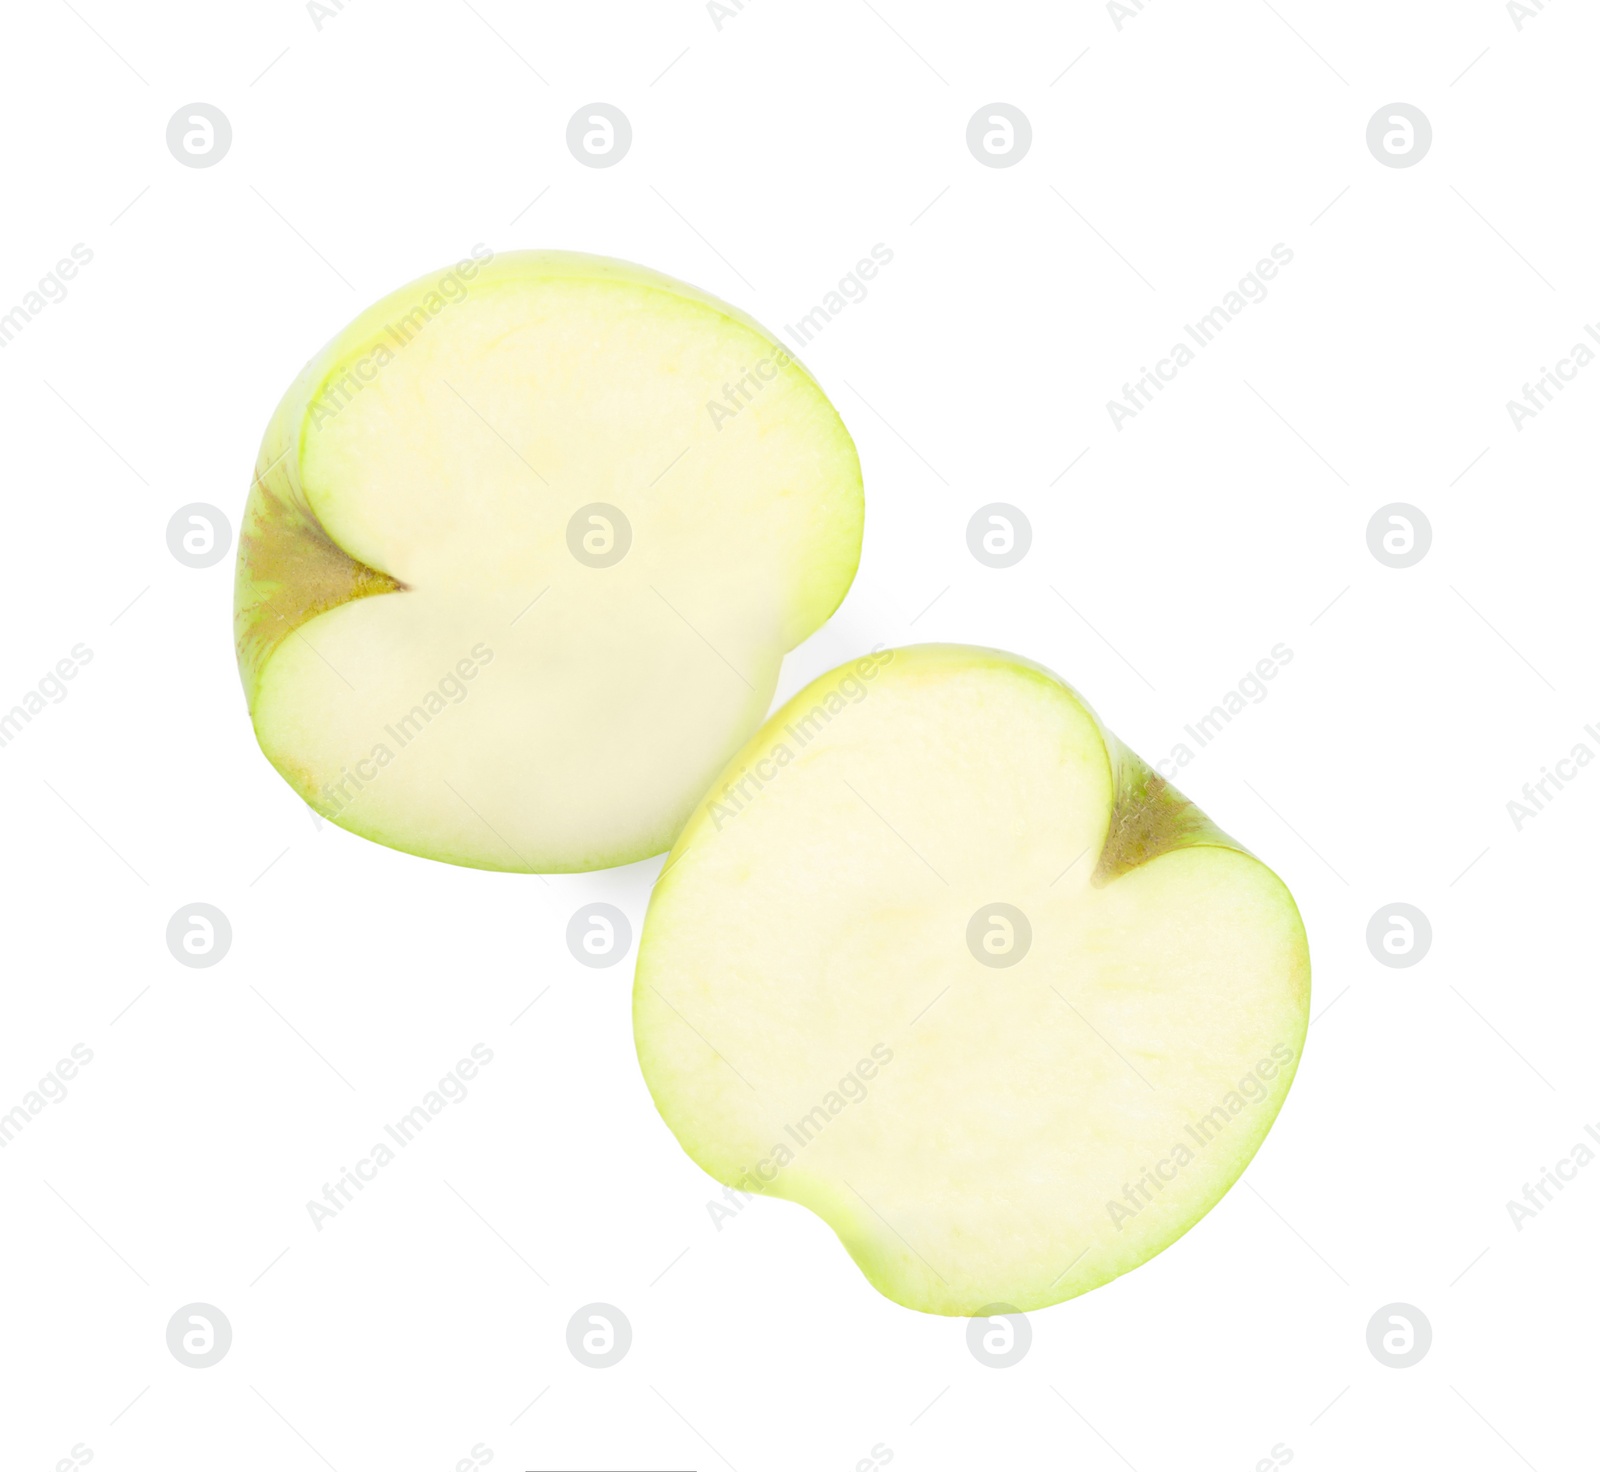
[1093,747,1239,884]
[235,479,404,696]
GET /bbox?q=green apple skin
[235,251,863,872]
[635,645,1311,1315]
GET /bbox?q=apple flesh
[235,251,862,871]
[634,645,1310,1314]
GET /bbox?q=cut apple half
[635,645,1310,1315]
[235,250,862,871]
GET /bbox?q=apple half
[634,645,1310,1314]
[235,251,862,871]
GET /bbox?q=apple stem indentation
[235,477,405,699]
[1093,744,1241,885]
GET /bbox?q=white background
[2,1,1596,1468]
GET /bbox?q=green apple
[235,250,862,871]
[634,645,1310,1315]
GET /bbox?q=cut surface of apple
[236,250,862,871]
[635,645,1310,1315]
